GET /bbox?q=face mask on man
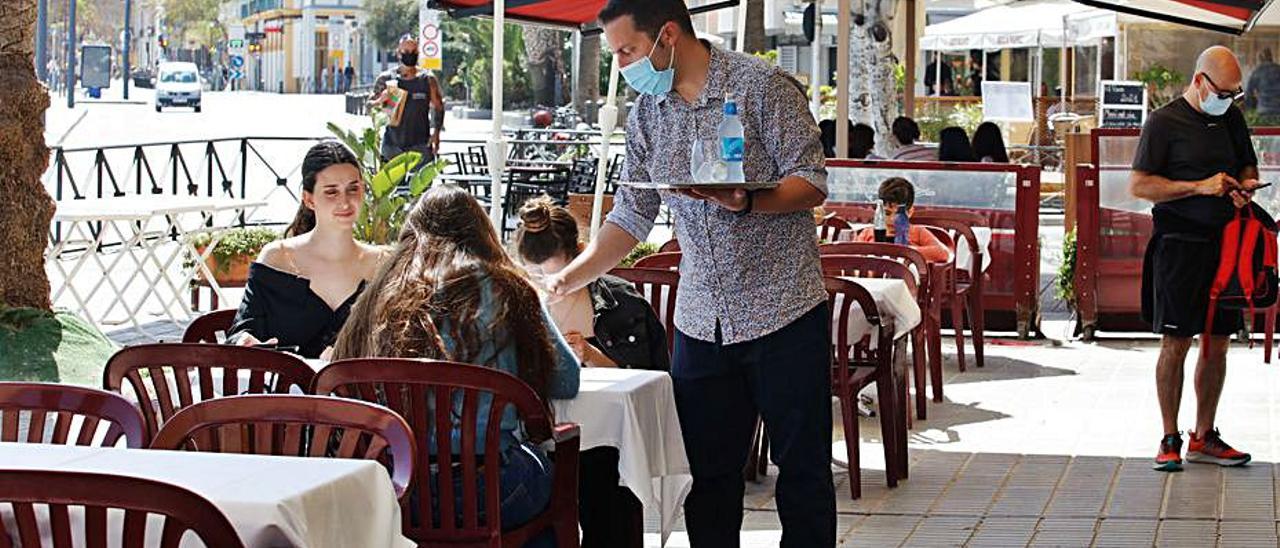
[1199,75,1233,117]
[400,51,419,67]
[620,26,676,95]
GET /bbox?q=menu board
[1100,80,1148,128]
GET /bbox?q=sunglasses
[1201,73,1245,102]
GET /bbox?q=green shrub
[619,242,660,268]
[188,227,280,275]
[1056,228,1077,311]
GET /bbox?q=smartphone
[1250,182,1273,191]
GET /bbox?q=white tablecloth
[834,277,922,346]
[0,442,412,548]
[553,368,690,547]
[832,225,994,273]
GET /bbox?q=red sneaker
[1187,429,1251,467]
[1153,433,1183,472]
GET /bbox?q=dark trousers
[579,447,644,548]
[673,304,836,548]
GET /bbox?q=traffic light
[158,34,168,48]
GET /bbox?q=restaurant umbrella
[1067,0,1275,34]
[432,0,746,237]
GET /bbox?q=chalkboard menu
[1100,80,1148,128]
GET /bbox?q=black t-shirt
[1132,97,1257,235]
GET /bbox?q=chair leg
[927,307,945,403]
[950,292,967,372]
[969,287,986,368]
[841,389,862,500]
[911,329,927,422]
[875,376,898,489]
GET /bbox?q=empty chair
[0,382,147,448]
[151,394,415,498]
[912,212,988,369]
[103,343,316,439]
[609,267,679,353]
[0,469,245,548]
[632,251,682,271]
[658,239,681,254]
[182,309,238,343]
[313,358,581,548]
[817,214,854,243]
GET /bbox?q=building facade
[225,0,374,93]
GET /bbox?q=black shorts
[1142,232,1243,337]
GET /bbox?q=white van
[154,62,202,113]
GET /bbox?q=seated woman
[854,177,951,263]
[937,126,977,162]
[227,141,387,359]
[514,197,668,548]
[972,121,1010,163]
[331,185,579,545]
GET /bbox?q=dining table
[0,442,412,547]
[829,224,994,273]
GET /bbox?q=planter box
[195,246,254,286]
[567,193,614,239]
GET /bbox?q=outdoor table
[48,200,158,334]
[0,442,412,548]
[835,277,922,346]
[831,225,994,273]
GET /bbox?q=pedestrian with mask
[544,1,836,546]
[1131,46,1263,473]
[371,34,445,164]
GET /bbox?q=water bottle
[719,94,746,183]
[873,202,888,243]
[894,209,910,245]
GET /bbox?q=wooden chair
[0,469,245,548]
[608,267,679,353]
[103,343,316,439]
[0,382,148,448]
[182,309,238,343]
[826,276,906,499]
[151,394,416,499]
[632,251,682,271]
[658,239,681,254]
[821,242,936,420]
[818,214,854,243]
[913,212,988,369]
[313,359,581,548]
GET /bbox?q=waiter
[371,34,445,164]
[1131,46,1260,473]
[547,1,835,546]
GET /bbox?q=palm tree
[0,0,56,310]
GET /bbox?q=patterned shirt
[606,45,828,345]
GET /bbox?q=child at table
[853,177,951,263]
[227,141,389,358]
[331,184,579,547]
[515,196,668,548]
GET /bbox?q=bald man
[1131,46,1262,472]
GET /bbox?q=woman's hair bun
[518,196,555,233]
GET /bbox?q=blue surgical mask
[1200,81,1232,117]
[621,32,676,96]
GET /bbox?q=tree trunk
[0,0,55,311]
[524,27,563,107]
[574,33,600,114]
[744,0,767,55]
[849,0,898,157]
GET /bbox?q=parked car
[131,68,154,89]
[154,62,202,113]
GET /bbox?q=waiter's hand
[1231,178,1264,208]
[678,188,749,212]
[1198,172,1239,197]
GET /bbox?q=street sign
[228,39,244,49]
[418,3,443,71]
[229,69,243,80]
[230,55,245,68]
[228,25,247,56]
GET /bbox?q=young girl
[331,185,579,544]
[228,141,387,358]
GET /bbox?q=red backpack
[1202,204,1279,355]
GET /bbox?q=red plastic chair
[913,212,988,369]
[608,267,679,353]
[817,214,854,243]
[0,382,148,448]
[920,226,969,371]
[825,276,907,498]
[632,251,682,271]
[182,309,238,343]
[151,394,416,499]
[313,359,581,548]
[658,238,681,254]
[0,469,245,548]
[103,343,316,439]
[821,242,936,420]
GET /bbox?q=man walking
[547,1,836,546]
[371,34,445,164]
[1131,45,1261,472]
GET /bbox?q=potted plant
[189,227,280,285]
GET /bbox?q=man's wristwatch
[736,190,757,216]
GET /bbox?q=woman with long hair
[332,184,579,543]
[937,126,977,162]
[227,141,387,358]
[972,121,1010,163]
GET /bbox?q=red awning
[1072,0,1273,34]
[433,0,607,28]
